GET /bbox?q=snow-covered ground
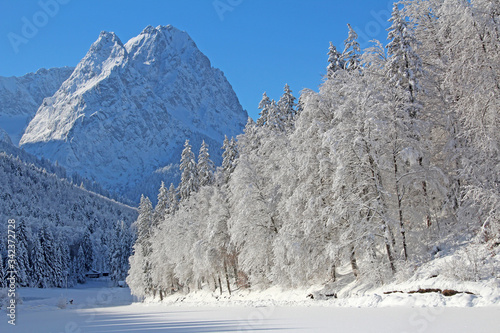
[1,278,499,333]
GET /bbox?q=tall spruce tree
[81,228,94,272]
[14,220,31,287]
[327,42,343,77]
[75,246,86,284]
[341,24,361,71]
[153,182,169,226]
[197,141,215,187]
[257,92,272,127]
[278,84,297,129]
[179,140,199,200]
[222,136,238,183]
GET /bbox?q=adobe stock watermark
[7,0,71,54]
[236,305,276,332]
[353,1,394,45]
[401,306,445,333]
[6,219,17,326]
[213,0,244,21]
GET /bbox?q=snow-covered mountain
[0,67,74,145]
[0,128,13,146]
[20,25,247,201]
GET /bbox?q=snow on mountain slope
[0,67,74,145]
[20,26,247,201]
[0,127,13,146]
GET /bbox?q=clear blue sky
[0,0,394,119]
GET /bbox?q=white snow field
[1,279,499,333]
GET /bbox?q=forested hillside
[0,152,137,288]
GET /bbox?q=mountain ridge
[0,67,74,144]
[19,25,247,202]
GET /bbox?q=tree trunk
[382,223,397,273]
[350,247,360,278]
[393,153,408,260]
[368,149,396,273]
[224,260,232,295]
[418,157,432,228]
[218,275,223,295]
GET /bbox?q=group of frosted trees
[0,218,133,289]
[128,0,499,298]
[0,152,136,288]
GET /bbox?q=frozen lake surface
[1,280,498,332]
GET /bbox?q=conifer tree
[167,183,179,214]
[136,195,153,247]
[327,42,343,77]
[14,220,31,287]
[110,221,131,283]
[39,224,59,287]
[257,92,272,127]
[179,140,199,200]
[81,228,94,272]
[153,181,169,226]
[131,195,154,296]
[265,99,285,132]
[31,234,48,288]
[197,141,215,187]
[75,246,86,284]
[386,3,423,118]
[222,136,239,183]
[278,84,297,129]
[341,24,361,71]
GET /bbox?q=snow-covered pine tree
[153,181,169,226]
[81,228,94,272]
[110,221,132,283]
[40,224,60,287]
[341,24,361,71]
[179,140,199,201]
[136,195,153,249]
[128,195,154,297]
[266,99,286,132]
[296,93,305,117]
[75,245,86,284]
[197,141,215,187]
[277,84,297,129]
[222,136,238,183]
[31,234,48,288]
[14,219,31,287]
[386,3,423,118]
[167,183,179,214]
[54,233,70,288]
[327,41,343,77]
[257,92,272,127]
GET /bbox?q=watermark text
[6,219,17,326]
[7,0,71,54]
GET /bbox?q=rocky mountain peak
[19,25,247,202]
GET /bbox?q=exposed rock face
[0,67,74,144]
[20,25,247,201]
